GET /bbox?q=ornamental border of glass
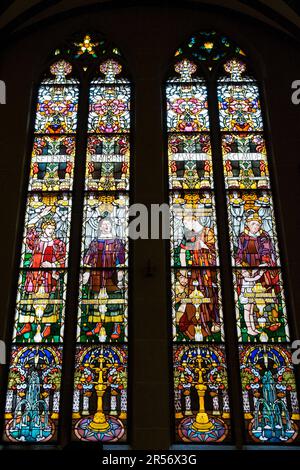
[166,31,300,445]
[1,33,131,445]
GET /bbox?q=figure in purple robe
[235,213,276,267]
[82,217,126,340]
[83,217,125,290]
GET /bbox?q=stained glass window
[166,54,231,443]
[4,29,300,449]
[71,57,130,442]
[218,56,300,443]
[167,31,300,446]
[4,59,79,442]
[4,34,130,445]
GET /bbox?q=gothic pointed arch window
[166,31,300,445]
[3,34,131,444]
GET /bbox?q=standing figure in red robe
[25,217,66,289]
[18,217,66,339]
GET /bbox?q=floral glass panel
[172,269,223,342]
[13,270,67,343]
[218,83,263,132]
[4,346,63,443]
[222,134,269,190]
[168,134,213,190]
[166,83,209,133]
[72,345,128,442]
[166,59,209,133]
[170,191,219,268]
[88,61,130,134]
[77,269,128,343]
[239,345,300,443]
[233,268,289,342]
[88,85,130,133]
[86,135,130,191]
[21,193,72,268]
[227,190,280,267]
[29,136,76,192]
[173,345,231,443]
[35,61,79,134]
[35,85,79,134]
[81,193,128,268]
[218,60,263,132]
